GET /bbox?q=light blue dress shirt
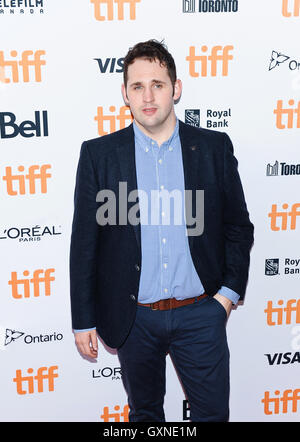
[74,119,239,332]
[133,119,239,305]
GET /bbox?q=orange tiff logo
[262,389,300,415]
[9,269,55,299]
[13,366,58,395]
[274,100,300,129]
[268,203,300,231]
[186,45,234,77]
[282,0,300,16]
[0,50,46,84]
[100,404,129,422]
[2,164,52,195]
[91,0,141,21]
[264,299,300,326]
[95,105,133,135]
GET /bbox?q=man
[70,40,254,422]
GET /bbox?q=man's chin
[135,117,161,131]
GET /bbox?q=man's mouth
[142,107,157,116]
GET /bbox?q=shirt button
[160,185,164,190]
[158,159,162,164]
[135,264,140,271]
[169,146,173,151]
[163,263,168,269]
[162,238,166,244]
[162,211,165,217]
[130,294,136,301]
[145,147,149,152]
[164,288,168,293]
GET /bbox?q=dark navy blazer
[69,120,254,348]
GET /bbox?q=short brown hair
[123,39,177,92]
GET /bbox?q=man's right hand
[74,329,98,359]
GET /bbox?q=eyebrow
[129,79,167,87]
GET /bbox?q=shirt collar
[133,118,179,153]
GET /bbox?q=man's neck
[134,114,177,147]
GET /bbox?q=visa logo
[94,57,124,73]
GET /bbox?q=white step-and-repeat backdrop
[0,0,299,422]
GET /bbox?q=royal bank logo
[185,109,200,127]
[0,0,45,15]
[265,259,279,276]
[265,258,300,276]
[185,107,232,129]
[269,50,300,72]
[182,0,238,13]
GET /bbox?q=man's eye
[154,84,162,88]
[134,86,142,90]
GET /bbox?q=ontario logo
[0,328,63,348]
[269,50,300,71]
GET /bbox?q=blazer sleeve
[221,133,254,300]
[69,141,100,330]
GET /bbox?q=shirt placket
[152,140,171,300]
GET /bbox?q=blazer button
[135,264,140,271]
[130,294,136,301]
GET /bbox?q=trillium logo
[269,51,290,71]
[5,329,24,345]
[269,50,300,72]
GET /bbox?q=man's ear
[173,79,182,102]
[121,83,129,105]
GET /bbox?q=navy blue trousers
[117,295,230,422]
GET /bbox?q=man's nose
[143,86,154,102]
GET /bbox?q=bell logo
[282,0,300,17]
[91,0,141,21]
[13,366,58,395]
[100,404,129,421]
[0,50,46,84]
[2,164,52,195]
[186,45,234,77]
[268,203,300,231]
[0,111,49,139]
[8,268,55,299]
[95,105,133,135]
[264,299,300,326]
[274,100,300,129]
[262,389,300,415]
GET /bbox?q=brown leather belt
[137,293,208,311]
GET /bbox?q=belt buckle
[150,302,159,311]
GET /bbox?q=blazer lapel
[179,120,202,253]
[116,124,141,252]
